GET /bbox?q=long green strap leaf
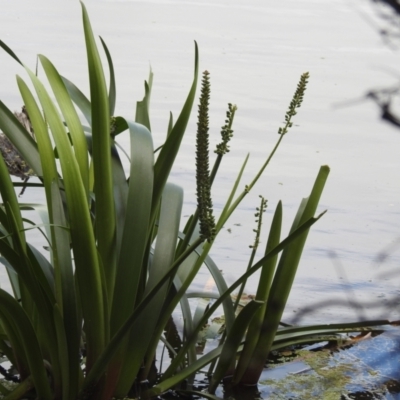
[61,76,92,125]
[0,40,22,64]
[115,183,183,396]
[105,118,154,397]
[238,165,330,385]
[234,200,282,382]
[0,290,52,399]
[110,119,154,332]
[152,42,198,223]
[81,1,116,304]
[25,63,105,371]
[17,78,79,337]
[0,136,56,345]
[135,69,153,131]
[209,300,263,394]
[146,346,223,398]
[39,55,90,199]
[100,36,116,116]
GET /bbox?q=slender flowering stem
[196,71,216,242]
[278,72,309,136]
[224,72,310,223]
[233,195,268,313]
[210,102,237,185]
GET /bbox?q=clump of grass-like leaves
[0,3,390,400]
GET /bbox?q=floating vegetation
[260,327,400,399]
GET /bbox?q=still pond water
[1,0,400,325]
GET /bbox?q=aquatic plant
[0,2,374,399]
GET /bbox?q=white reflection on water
[1,0,400,324]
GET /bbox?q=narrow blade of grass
[100,37,116,116]
[0,291,52,399]
[39,55,90,199]
[81,1,116,303]
[237,165,330,385]
[234,200,282,381]
[209,300,263,394]
[26,62,105,371]
[135,68,153,131]
[152,42,198,223]
[114,183,183,396]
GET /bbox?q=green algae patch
[258,329,400,399]
[260,349,356,399]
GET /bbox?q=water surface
[1,0,400,324]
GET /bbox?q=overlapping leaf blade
[81,2,116,309]
[237,165,330,385]
[114,183,183,396]
[152,43,198,222]
[24,60,105,373]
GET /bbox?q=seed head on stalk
[278,72,309,135]
[215,102,236,156]
[196,71,216,242]
[249,195,268,250]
